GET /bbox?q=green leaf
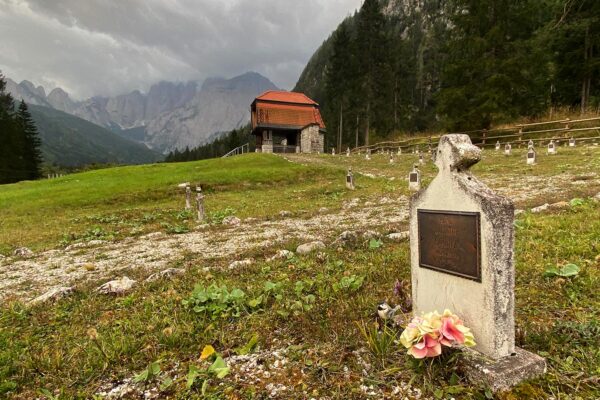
[369,238,382,249]
[560,263,580,277]
[570,198,584,207]
[208,356,230,379]
[159,377,173,391]
[186,365,202,389]
[543,266,560,277]
[247,295,263,308]
[236,333,259,355]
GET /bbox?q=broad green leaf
[208,356,230,379]
[369,238,382,249]
[560,264,580,277]
[236,334,259,355]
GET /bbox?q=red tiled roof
[255,90,318,105]
[253,102,325,129]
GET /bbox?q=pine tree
[0,72,18,184]
[16,100,43,180]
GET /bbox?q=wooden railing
[222,143,250,158]
[351,116,600,154]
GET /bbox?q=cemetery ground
[0,148,599,399]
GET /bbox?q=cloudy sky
[0,0,362,99]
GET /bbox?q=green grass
[1,201,599,399]
[1,149,599,398]
[0,154,391,254]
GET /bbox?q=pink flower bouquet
[400,310,476,359]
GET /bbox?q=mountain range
[7,72,278,154]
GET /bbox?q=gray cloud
[0,0,362,99]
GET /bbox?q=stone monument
[408,165,420,192]
[504,143,512,155]
[528,140,534,149]
[569,137,576,147]
[398,147,402,156]
[495,141,501,151]
[347,147,351,157]
[408,135,545,391]
[366,150,371,160]
[419,153,424,165]
[389,153,394,164]
[332,148,336,156]
[527,147,536,165]
[547,140,556,155]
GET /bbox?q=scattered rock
[364,201,375,206]
[362,230,379,240]
[222,216,241,226]
[531,203,549,213]
[267,250,294,261]
[95,277,137,295]
[379,197,391,204]
[195,224,210,230]
[279,210,292,217]
[244,217,258,223]
[13,247,33,258]
[141,232,163,239]
[338,230,358,242]
[549,201,570,210]
[296,241,326,255]
[30,286,74,305]
[318,207,329,214]
[343,198,360,209]
[514,209,525,216]
[228,259,254,269]
[387,231,409,241]
[145,268,185,283]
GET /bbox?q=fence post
[185,184,192,210]
[196,186,205,222]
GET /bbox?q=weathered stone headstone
[389,153,394,164]
[196,186,206,222]
[504,143,512,155]
[527,147,536,165]
[332,148,336,156]
[397,147,402,155]
[347,147,351,157]
[495,141,501,151]
[409,134,545,390]
[419,153,424,165]
[528,139,534,149]
[569,137,576,147]
[366,150,371,160]
[408,165,420,192]
[346,168,355,190]
[547,140,556,154]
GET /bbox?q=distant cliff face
[7,72,277,153]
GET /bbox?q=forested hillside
[294,0,600,148]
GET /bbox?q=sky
[0,0,363,99]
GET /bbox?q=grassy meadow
[0,147,599,399]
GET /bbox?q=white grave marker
[346,168,355,190]
[346,147,351,157]
[527,148,536,165]
[569,137,575,147]
[196,186,205,221]
[547,140,556,154]
[409,134,545,391]
[504,143,512,155]
[408,165,420,192]
[495,141,501,151]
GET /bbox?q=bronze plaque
[418,209,481,282]
[528,151,535,159]
[346,175,352,183]
[409,173,418,183]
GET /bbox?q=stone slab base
[461,347,546,392]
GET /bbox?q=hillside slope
[29,105,161,167]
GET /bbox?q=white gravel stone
[222,216,241,226]
[531,203,550,213]
[228,259,254,269]
[296,241,326,254]
[30,286,74,305]
[145,268,185,283]
[387,231,409,241]
[95,277,137,295]
[267,250,294,261]
[13,247,33,258]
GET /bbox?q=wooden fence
[351,116,600,154]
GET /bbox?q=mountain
[145,72,277,152]
[7,72,277,153]
[28,105,161,167]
